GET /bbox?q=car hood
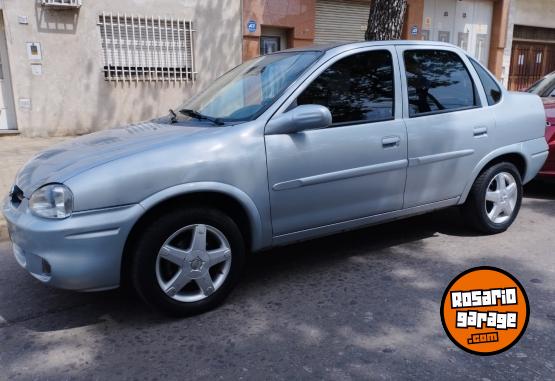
[15,121,213,196]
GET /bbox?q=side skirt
[271,197,460,247]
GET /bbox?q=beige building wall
[513,0,555,27]
[0,0,242,136]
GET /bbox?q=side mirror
[265,104,332,135]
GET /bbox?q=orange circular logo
[441,267,529,356]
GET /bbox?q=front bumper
[2,196,144,291]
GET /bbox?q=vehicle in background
[527,71,555,99]
[527,72,555,178]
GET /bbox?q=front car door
[265,47,408,236]
[396,46,494,208]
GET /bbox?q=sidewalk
[1,136,69,241]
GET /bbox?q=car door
[397,46,495,208]
[264,47,408,236]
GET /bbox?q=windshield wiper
[169,109,178,124]
[179,109,224,126]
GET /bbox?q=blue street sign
[247,20,257,33]
[411,25,418,36]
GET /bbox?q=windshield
[179,51,322,123]
[527,71,555,96]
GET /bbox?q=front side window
[468,57,502,106]
[404,50,478,117]
[296,50,395,125]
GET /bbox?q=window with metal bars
[41,0,81,8]
[98,13,196,82]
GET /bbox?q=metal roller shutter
[315,0,370,44]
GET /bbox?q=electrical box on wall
[40,0,82,9]
[31,64,43,76]
[18,98,32,111]
[26,43,42,62]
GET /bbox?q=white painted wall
[514,0,555,28]
[0,0,242,136]
[422,0,493,65]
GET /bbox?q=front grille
[10,185,24,207]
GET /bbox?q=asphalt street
[0,181,554,380]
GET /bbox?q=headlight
[29,184,73,219]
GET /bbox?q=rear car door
[397,46,495,208]
[265,47,408,236]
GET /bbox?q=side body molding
[408,149,475,167]
[139,182,268,251]
[273,159,408,191]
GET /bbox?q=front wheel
[130,208,246,316]
[461,162,523,234]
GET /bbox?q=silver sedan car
[3,41,549,316]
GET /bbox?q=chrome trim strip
[65,228,121,240]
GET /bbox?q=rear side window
[469,57,502,105]
[404,50,478,117]
[297,50,394,125]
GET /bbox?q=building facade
[505,0,555,90]
[242,0,511,83]
[0,0,242,136]
[242,0,554,90]
[0,0,552,136]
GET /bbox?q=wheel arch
[459,148,527,204]
[120,183,266,285]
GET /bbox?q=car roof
[282,40,456,53]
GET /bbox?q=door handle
[473,126,488,137]
[382,136,401,148]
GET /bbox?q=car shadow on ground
[524,178,555,200]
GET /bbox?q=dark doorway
[260,36,280,55]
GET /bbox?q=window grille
[513,25,555,42]
[98,13,196,82]
[41,0,82,8]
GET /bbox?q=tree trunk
[365,0,408,41]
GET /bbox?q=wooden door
[508,42,555,90]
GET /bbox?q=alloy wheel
[484,172,518,224]
[155,224,232,303]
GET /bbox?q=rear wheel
[131,207,246,316]
[461,162,522,234]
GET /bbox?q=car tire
[130,207,246,317]
[461,162,523,234]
